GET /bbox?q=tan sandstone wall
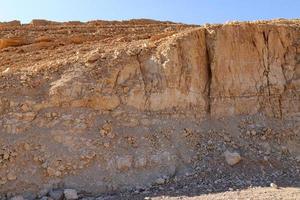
[209,23,300,118]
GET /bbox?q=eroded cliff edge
[45,23,300,118]
[0,19,299,196]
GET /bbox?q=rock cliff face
[0,19,299,196]
[209,23,299,118]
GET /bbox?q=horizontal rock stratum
[0,19,299,197]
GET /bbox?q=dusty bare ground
[148,187,300,200]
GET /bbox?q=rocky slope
[0,19,299,199]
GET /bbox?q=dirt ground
[148,187,300,200]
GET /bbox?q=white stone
[10,196,24,200]
[270,183,278,189]
[155,178,165,185]
[64,189,78,200]
[224,150,242,166]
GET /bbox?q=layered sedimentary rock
[209,23,300,118]
[0,19,299,195]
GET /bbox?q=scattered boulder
[10,196,24,200]
[49,190,64,200]
[87,53,101,63]
[155,178,165,185]
[64,189,78,200]
[270,182,278,189]
[224,150,242,166]
[37,188,49,198]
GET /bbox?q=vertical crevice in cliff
[204,28,214,116]
[262,30,278,117]
[177,42,185,90]
[205,46,212,115]
[136,51,151,110]
[262,30,272,97]
[278,95,283,119]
